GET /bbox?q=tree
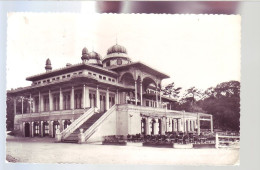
[162,82,182,99]
[200,81,240,131]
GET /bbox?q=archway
[120,72,135,104]
[151,119,156,135]
[24,122,30,137]
[64,120,71,130]
[141,118,146,135]
[142,77,157,107]
[43,121,49,136]
[34,122,40,136]
[158,119,162,135]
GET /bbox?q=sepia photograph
[5,12,241,165]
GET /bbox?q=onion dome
[81,47,89,62]
[87,51,103,67]
[45,58,52,72]
[103,43,131,67]
[107,44,127,55]
[89,51,102,60]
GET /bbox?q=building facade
[7,43,213,143]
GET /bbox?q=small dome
[81,47,89,61]
[107,44,127,55]
[82,47,88,54]
[46,58,51,65]
[89,51,102,60]
[45,58,52,72]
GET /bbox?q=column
[154,119,159,135]
[106,88,109,110]
[49,89,53,111]
[96,86,100,109]
[48,121,51,137]
[116,89,119,104]
[187,119,190,132]
[22,122,25,137]
[140,80,143,106]
[168,118,172,132]
[85,85,90,107]
[171,118,174,132]
[59,88,63,110]
[145,117,150,135]
[59,120,63,132]
[21,97,24,114]
[210,115,213,133]
[31,122,34,137]
[191,120,194,132]
[40,121,43,137]
[197,113,200,135]
[155,88,158,108]
[71,86,74,110]
[177,119,180,132]
[13,97,17,115]
[161,117,166,135]
[134,80,137,105]
[183,119,186,132]
[82,84,86,109]
[159,90,162,108]
[32,97,35,113]
[29,94,32,113]
[38,91,41,112]
[50,121,53,138]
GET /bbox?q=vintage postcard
[6,13,240,165]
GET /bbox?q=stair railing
[83,105,117,141]
[61,107,95,139]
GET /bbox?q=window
[108,78,111,81]
[106,61,110,67]
[62,75,66,79]
[56,77,60,80]
[117,59,122,65]
[73,72,77,75]
[38,81,41,84]
[34,122,40,136]
[78,72,82,74]
[88,72,92,75]
[99,75,102,79]
[93,73,96,76]
[47,79,50,83]
[67,74,70,78]
[52,78,55,81]
[43,122,49,136]
[112,79,115,82]
[43,80,46,83]
[103,77,106,80]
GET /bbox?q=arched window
[106,61,110,67]
[43,121,49,136]
[117,59,122,65]
[34,122,40,136]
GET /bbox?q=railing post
[78,128,84,144]
[215,133,219,149]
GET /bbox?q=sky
[6,13,241,93]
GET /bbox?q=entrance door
[25,123,30,137]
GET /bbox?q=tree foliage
[176,80,240,131]
[162,82,182,99]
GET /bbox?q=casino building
[7,43,213,143]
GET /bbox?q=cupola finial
[45,58,52,72]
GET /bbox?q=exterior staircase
[62,112,105,143]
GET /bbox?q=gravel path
[6,136,239,165]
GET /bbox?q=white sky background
[6,13,241,93]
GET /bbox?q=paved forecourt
[6,136,239,165]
